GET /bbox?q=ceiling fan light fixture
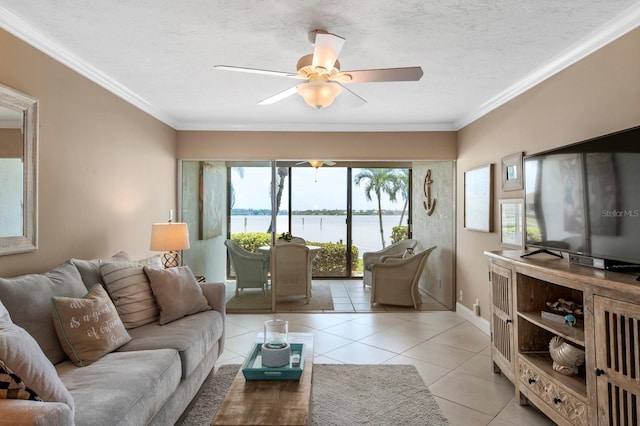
[308,160,324,168]
[296,82,342,109]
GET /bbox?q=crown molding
[0,6,178,128]
[2,4,638,133]
[455,3,640,130]
[172,120,457,132]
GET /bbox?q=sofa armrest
[200,282,226,313]
[0,399,73,426]
[199,282,226,356]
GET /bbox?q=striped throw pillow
[100,260,159,329]
[0,360,42,401]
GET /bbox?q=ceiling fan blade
[337,83,367,107]
[257,86,298,105]
[324,161,336,166]
[311,32,345,72]
[214,65,297,79]
[338,66,424,83]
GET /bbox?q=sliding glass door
[351,167,411,277]
[290,166,349,277]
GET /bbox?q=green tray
[241,343,305,381]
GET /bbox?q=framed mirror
[0,83,38,255]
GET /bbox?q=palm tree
[394,169,409,226]
[267,167,289,233]
[229,167,244,209]
[354,168,399,248]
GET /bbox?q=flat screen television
[523,125,640,270]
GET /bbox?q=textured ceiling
[1,1,639,131]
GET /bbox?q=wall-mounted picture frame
[464,163,493,232]
[499,198,524,248]
[501,152,523,191]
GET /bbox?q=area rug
[225,285,334,312]
[180,364,448,426]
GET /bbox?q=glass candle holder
[264,319,288,349]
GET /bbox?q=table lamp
[150,220,190,268]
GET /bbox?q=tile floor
[226,279,451,312]
[217,309,555,425]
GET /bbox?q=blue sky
[231,167,405,211]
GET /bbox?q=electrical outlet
[459,290,463,302]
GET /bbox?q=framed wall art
[464,163,493,232]
[499,198,524,248]
[501,152,523,191]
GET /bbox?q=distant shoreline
[231,209,405,216]
[230,214,405,253]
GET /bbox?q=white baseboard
[456,302,490,336]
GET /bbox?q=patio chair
[274,243,312,303]
[224,239,270,296]
[362,239,418,287]
[370,245,437,309]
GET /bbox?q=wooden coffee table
[211,333,314,425]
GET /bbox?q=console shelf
[517,311,585,346]
[486,250,640,426]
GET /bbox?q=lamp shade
[150,223,190,251]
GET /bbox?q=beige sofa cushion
[100,260,159,329]
[0,299,10,322]
[0,261,88,364]
[51,285,131,367]
[144,266,211,325]
[0,320,74,411]
[57,348,181,426]
[119,309,224,379]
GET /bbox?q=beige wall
[177,131,457,160]
[413,161,456,309]
[0,129,22,157]
[2,21,638,319]
[0,30,176,277]
[456,28,640,319]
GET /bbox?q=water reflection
[0,106,24,237]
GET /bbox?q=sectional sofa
[0,252,225,426]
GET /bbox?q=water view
[231,214,405,254]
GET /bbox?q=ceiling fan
[214,30,423,109]
[297,160,336,169]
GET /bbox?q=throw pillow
[0,320,74,410]
[100,260,159,329]
[0,359,42,401]
[0,260,88,365]
[51,284,132,367]
[144,266,211,325]
[71,251,131,290]
[136,254,163,269]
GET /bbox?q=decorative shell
[549,336,585,376]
